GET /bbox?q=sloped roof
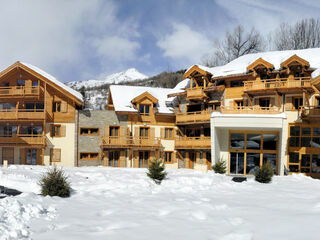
[21,62,83,102]
[109,85,174,114]
[188,48,320,79]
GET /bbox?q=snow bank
[1,166,320,240]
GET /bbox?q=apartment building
[172,48,320,177]
[0,61,83,166]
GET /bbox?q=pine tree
[255,162,274,183]
[39,166,71,197]
[147,159,167,184]
[212,160,226,174]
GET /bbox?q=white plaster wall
[45,123,76,167]
[194,163,208,173]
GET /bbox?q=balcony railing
[0,86,40,97]
[176,109,213,124]
[0,134,45,145]
[0,109,45,120]
[300,106,320,119]
[244,77,312,92]
[175,136,211,149]
[220,106,280,114]
[101,136,161,148]
[186,87,208,101]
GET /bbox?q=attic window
[139,104,150,115]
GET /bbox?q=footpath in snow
[1,165,320,240]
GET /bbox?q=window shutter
[120,126,126,136]
[150,127,155,139]
[134,127,139,138]
[161,128,165,139]
[50,124,53,137]
[36,149,42,165]
[285,97,293,110]
[51,148,61,162]
[133,151,139,168]
[120,150,125,167]
[20,148,26,164]
[105,126,109,137]
[61,101,68,113]
[60,125,66,137]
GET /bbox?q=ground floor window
[229,130,278,175]
[108,151,119,167]
[288,152,320,174]
[164,151,173,163]
[139,151,149,168]
[27,149,38,165]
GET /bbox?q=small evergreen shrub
[212,160,226,174]
[147,159,167,184]
[255,162,274,183]
[39,166,71,197]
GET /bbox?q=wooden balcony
[0,86,40,97]
[244,77,312,93]
[0,109,45,120]
[220,106,280,114]
[176,110,213,124]
[101,136,161,149]
[0,134,45,145]
[300,106,320,119]
[175,136,211,149]
[186,87,208,101]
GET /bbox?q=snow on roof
[21,62,83,102]
[192,48,320,79]
[109,85,174,114]
[312,68,320,79]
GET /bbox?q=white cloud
[92,36,140,62]
[157,23,212,65]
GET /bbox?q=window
[235,100,244,108]
[259,98,270,108]
[32,81,38,87]
[25,102,44,111]
[164,128,173,139]
[139,127,149,138]
[80,127,100,136]
[187,104,201,113]
[80,152,99,161]
[0,103,16,111]
[230,133,245,149]
[139,104,150,115]
[51,124,65,137]
[17,79,25,86]
[53,101,61,112]
[293,97,303,110]
[230,80,244,87]
[108,151,119,167]
[50,148,61,162]
[139,151,149,168]
[164,152,173,163]
[109,126,119,137]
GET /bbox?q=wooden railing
[220,106,280,114]
[175,136,211,149]
[101,136,161,148]
[176,109,213,124]
[186,87,208,100]
[0,86,40,97]
[300,106,320,118]
[0,134,45,145]
[0,109,45,120]
[244,77,312,92]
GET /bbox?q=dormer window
[139,104,150,115]
[17,79,25,86]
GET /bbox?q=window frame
[138,104,150,115]
[164,151,173,163]
[80,152,99,161]
[164,128,174,139]
[53,101,61,112]
[50,148,61,162]
[51,124,61,137]
[80,127,100,136]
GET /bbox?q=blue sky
[0,0,319,82]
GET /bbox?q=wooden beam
[245,93,253,106]
[275,91,281,107]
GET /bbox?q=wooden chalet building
[0,61,82,166]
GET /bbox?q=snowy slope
[67,68,148,90]
[1,165,320,240]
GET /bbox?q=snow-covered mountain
[67,68,148,90]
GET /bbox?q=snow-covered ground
[1,166,320,240]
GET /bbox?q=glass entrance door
[26,149,37,165]
[230,152,244,174]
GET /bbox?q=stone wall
[78,110,127,166]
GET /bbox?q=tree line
[202,18,320,67]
